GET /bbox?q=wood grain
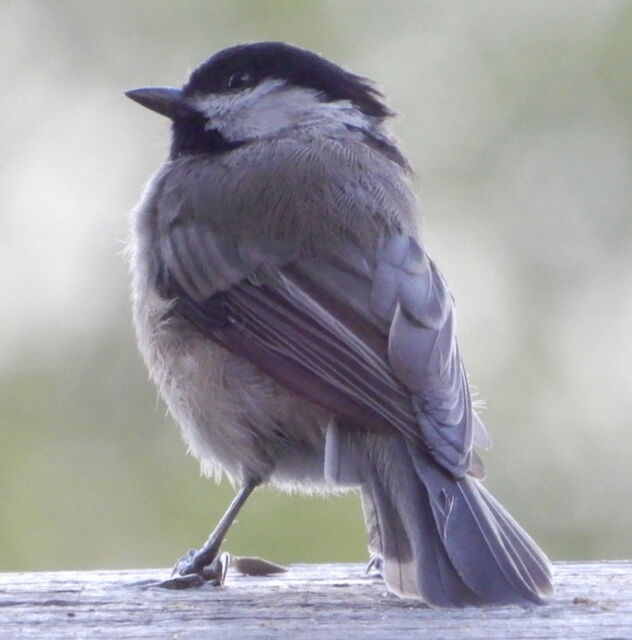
[1,562,630,639]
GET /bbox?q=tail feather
[361,438,553,607]
[476,483,553,596]
[361,472,417,598]
[362,465,481,606]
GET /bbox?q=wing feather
[158,207,487,476]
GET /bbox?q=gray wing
[158,213,488,478]
[371,235,490,473]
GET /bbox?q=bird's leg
[158,479,258,589]
[176,480,258,576]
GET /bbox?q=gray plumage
[127,42,553,606]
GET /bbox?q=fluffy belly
[134,292,332,489]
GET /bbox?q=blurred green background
[1,0,631,572]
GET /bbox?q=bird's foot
[157,550,230,590]
[365,554,383,577]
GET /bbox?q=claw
[204,551,230,586]
[365,555,383,576]
[156,482,258,590]
[157,573,206,590]
[157,551,231,589]
[171,548,198,576]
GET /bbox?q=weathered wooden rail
[0,562,631,639]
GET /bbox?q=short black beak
[125,86,196,120]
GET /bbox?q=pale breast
[132,287,331,489]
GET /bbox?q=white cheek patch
[190,80,288,139]
[189,79,370,141]
[191,80,284,119]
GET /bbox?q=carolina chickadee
[126,42,553,606]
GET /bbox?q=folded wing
[159,213,489,477]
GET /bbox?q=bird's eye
[227,71,252,90]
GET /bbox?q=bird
[125,41,553,606]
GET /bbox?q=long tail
[360,438,553,607]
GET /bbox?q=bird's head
[126,42,393,159]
